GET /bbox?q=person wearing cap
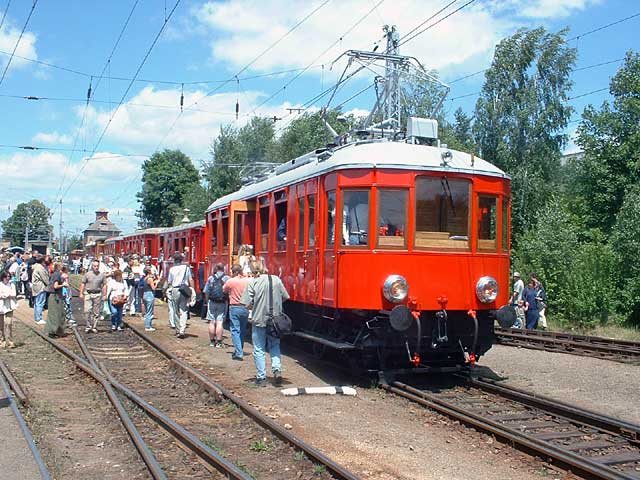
[511,272,524,306]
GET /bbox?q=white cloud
[79,85,297,160]
[196,1,510,74]
[0,20,38,73]
[518,0,599,19]
[32,131,73,145]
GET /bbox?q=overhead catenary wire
[61,0,182,200]
[0,0,11,32]
[55,0,141,203]
[250,0,387,117]
[0,0,38,88]
[398,0,476,47]
[152,0,331,154]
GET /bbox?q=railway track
[0,360,51,480]
[380,373,640,479]
[16,289,359,480]
[495,327,640,363]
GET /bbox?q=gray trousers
[169,288,188,335]
[84,293,102,329]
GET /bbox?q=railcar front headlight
[383,275,408,303]
[475,276,499,303]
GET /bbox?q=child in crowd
[514,298,526,329]
[0,271,18,348]
[60,265,76,327]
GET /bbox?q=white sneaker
[145,327,156,332]
[36,320,46,325]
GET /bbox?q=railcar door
[302,185,318,305]
[321,189,337,306]
[229,200,256,270]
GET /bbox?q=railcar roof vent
[407,117,438,146]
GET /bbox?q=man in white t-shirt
[167,252,194,338]
[511,272,524,306]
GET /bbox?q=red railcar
[121,229,162,263]
[206,139,512,371]
[102,236,123,257]
[158,220,206,291]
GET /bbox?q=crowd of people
[510,271,547,330]
[0,246,290,386]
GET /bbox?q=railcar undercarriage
[287,302,498,373]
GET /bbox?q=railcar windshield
[342,189,370,247]
[378,189,408,248]
[415,176,470,250]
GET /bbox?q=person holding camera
[167,252,193,339]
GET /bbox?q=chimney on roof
[96,208,109,221]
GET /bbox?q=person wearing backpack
[204,263,229,348]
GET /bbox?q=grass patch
[293,450,306,461]
[313,464,327,475]
[250,439,269,452]
[547,317,640,342]
[203,436,226,456]
[222,402,238,414]
[236,461,255,479]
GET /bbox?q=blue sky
[0,0,638,239]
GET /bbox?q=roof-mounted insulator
[180,83,184,112]
[235,77,239,120]
[87,76,93,105]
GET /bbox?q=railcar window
[222,217,229,249]
[275,202,287,251]
[477,195,497,252]
[342,190,370,247]
[259,204,269,252]
[298,197,304,251]
[211,219,218,249]
[308,195,315,247]
[415,177,470,249]
[378,189,408,248]
[502,197,509,252]
[326,191,335,247]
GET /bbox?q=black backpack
[207,275,225,302]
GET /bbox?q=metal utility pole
[59,198,63,254]
[383,25,400,124]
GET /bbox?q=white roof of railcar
[122,227,164,238]
[159,220,205,234]
[206,141,509,212]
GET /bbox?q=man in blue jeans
[31,256,49,325]
[223,264,251,360]
[241,260,290,387]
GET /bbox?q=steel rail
[22,324,169,480]
[495,328,640,362]
[0,361,51,480]
[70,326,252,480]
[0,359,29,406]
[126,322,361,480]
[380,378,638,480]
[465,376,640,441]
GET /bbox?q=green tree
[610,185,640,323]
[573,51,640,232]
[66,234,84,251]
[1,200,52,247]
[474,27,576,239]
[274,109,350,162]
[137,149,200,227]
[178,181,211,224]
[203,117,278,202]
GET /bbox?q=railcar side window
[211,218,218,249]
[222,210,229,249]
[275,201,287,251]
[378,189,408,248]
[477,195,497,252]
[502,197,509,252]
[259,205,269,252]
[308,195,315,247]
[415,177,470,249]
[298,197,304,251]
[326,191,335,247]
[342,190,370,247]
